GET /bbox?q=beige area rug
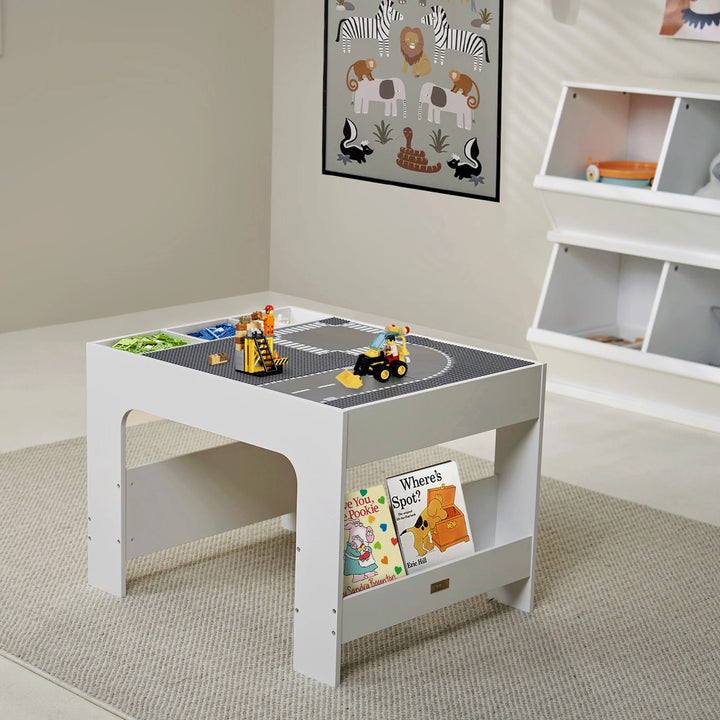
[1,421,719,720]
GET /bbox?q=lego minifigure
[263,305,275,336]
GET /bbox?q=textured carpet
[1,421,719,720]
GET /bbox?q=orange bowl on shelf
[586,159,657,187]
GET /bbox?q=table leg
[289,416,347,686]
[87,399,129,597]
[488,372,545,611]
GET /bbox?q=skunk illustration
[340,118,374,164]
[447,137,482,180]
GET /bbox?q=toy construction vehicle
[336,325,410,390]
[235,305,287,376]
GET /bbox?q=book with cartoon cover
[386,460,474,574]
[343,484,406,597]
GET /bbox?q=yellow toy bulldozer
[336,325,410,389]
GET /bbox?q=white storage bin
[543,87,673,182]
[272,306,331,327]
[98,330,202,353]
[536,244,662,347]
[166,318,238,339]
[647,263,720,367]
[655,98,720,197]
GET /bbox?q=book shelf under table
[86,312,545,686]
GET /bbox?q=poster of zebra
[660,0,720,41]
[323,0,503,202]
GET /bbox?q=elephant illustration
[418,82,474,129]
[353,78,408,118]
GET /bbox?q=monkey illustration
[340,117,374,164]
[447,137,482,180]
[449,70,480,109]
[345,59,377,91]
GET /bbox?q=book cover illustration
[343,484,406,597]
[386,460,474,574]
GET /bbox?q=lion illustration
[400,26,432,78]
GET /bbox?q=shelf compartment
[536,81,720,257]
[542,86,673,182]
[646,263,720,367]
[527,327,720,432]
[342,470,533,642]
[154,305,335,345]
[97,330,203,353]
[535,244,663,348]
[534,175,720,259]
[165,306,332,337]
[544,229,720,272]
[342,536,531,643]
[655,97,720,197]
[166,317,239,340]
[272,306,332,327]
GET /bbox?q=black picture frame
[323,0,504,202]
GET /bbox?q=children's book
[342,484,406,597]
[386,460,474,574]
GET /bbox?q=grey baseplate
[146,317,533,408]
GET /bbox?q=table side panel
[342,537,532,643]
[86,342,344,462]
[86,341,342,598]
[126,444,297,559]
[344,365,544,467]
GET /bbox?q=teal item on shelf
[600,176,652,188]
[586,160,656,189]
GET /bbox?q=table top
[143,316,536,410]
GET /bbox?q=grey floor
[1,293,718,720]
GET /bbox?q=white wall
[0,1,274,332]
[270,0,719,351]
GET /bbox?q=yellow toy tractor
[336,325,410,389]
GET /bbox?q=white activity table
[87,306,545,686]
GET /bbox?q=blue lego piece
[189,323,236,340]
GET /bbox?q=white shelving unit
[529,79,720,432]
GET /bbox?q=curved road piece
[266,343,452,404]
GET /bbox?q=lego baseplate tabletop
[144,317,535,410]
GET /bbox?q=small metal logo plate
[430,578,450,594]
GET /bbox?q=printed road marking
[317,383,335,388]
[273,338,329,355]
[291,388,311,395]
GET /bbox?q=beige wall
[270,0,718,351]
[0,1,273,332]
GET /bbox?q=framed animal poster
[323,0,504,202]
[661,0,720,41]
